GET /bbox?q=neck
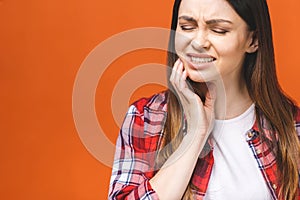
[212,78,253,120]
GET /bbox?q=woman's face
[175,0,257,83]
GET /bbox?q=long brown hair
[157,0,300,199]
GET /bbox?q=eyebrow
[178,15,233,24]
[178,16,197,23]
[206,19,233,24]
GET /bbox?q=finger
[204,83,216,111]
[181,86,201,104]
[177,69,198,102]
[173,61,187,103]
[171,59,183,92]
[172,60,204,114]
[169,59,180,82]
[175,62,192,105]
[176,66,202,106]
[179,69,188,90]
[170,60,188,105]
[178,69,191,103]
[174,60,184,89]
[170,59,182,94]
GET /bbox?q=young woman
[108,0,300,199]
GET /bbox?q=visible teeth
[191,57,214,63]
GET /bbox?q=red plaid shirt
[108,91,300,200]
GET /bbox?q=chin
[186,70,210,83]
[188,75,206,83]
[187,65,224,82]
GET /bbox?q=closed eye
[180,25,196,31]
[211,28,229,34]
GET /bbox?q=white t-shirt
[203,104,272,200]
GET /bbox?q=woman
[108,0,300,199]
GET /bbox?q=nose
[191,30,210,50]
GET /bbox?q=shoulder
[131,90,168,114]
[124,91,168,137]
[120,91,168,145]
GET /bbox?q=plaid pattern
[108,91,300,200]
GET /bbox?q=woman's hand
[169,59,216,139]
[149,59,216,199]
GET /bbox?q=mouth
[191,57,215,64]
[187,53,216,65]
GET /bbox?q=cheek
[214,41,247,73]
[210,33,244,55]
[214,40,244,58]
[174,31,192,55]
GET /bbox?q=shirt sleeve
[108,105,160,200]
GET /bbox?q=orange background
[0,0,299,199]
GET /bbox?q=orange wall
[0,0,299,199]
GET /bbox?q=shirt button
[256,149,261,154]
[247,131,254,138]
[246,131,255,141]
[246,130,259,141]
[272,184,277,190]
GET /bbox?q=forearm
[149,131,208,200]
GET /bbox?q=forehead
[179,0,240,22]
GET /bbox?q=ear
[246,31,258,53]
